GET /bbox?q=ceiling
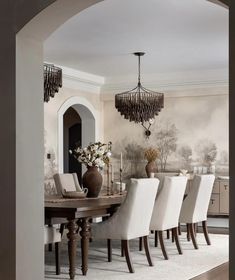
[44,0,228,79]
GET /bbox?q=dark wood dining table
[45,194,125,279]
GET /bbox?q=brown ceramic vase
[82,166,103,197]
[145,161,158,178]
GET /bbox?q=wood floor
[191,262,229,280]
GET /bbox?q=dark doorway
[63,107,82,183]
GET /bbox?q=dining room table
[45,193,125,279]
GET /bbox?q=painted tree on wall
[44,130,58,195]
[195,138,217,166]
[178,145,192,170]
[124,142,145,178]
[219,150,229,164]
[155,123,178,171]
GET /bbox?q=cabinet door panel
[220,181,229,214]
[208,194,219,214]
[213,180,220,194]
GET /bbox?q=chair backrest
[109,178,159,240]
[44,226,61,245]
[179,174,215,224]
[150,176,188,231]
[53,173,83,196]
[155,172,179,194]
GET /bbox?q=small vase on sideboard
[145,161,158,178]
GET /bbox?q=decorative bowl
[62,191,87,199]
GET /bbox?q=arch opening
[58,96,97,176]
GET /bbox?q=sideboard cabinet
[208,179,229,216]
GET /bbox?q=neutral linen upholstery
[44,226,61,275]
[53,173,84,196]
[179,174,215,224]
[44,226,61,244]
[92,178,159,240]
[150,176,188,231]
[155,172,179,194]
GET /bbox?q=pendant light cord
[138,54,141,85]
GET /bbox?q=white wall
[44,87,104,179]
[16,33,44,280]
[15,2,104,277]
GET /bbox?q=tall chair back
[180,174,215,224]
[150,176,188,231]
[93,178,159,240]
[53,173,84,196]
[155,172,179,194]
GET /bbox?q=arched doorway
[58,96,98,176]
[61,103,96,183]
[63,107,82,181]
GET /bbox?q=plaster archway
[58,96,98,173]
[14,1,228,280]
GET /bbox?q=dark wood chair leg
[172,227,183,255]
[122,240,134,273]
[154,231,158,247]
[107,239,112,262]
[171,229,175,242]
[48,243,53,251]
[178,223,182,235]
[159,231,169,260]
[186,224,191,241]
[48,224,53,251]
[143,236,154,266]
[121,241,124,257]
[59,223,65,236]
[189,223,199,249]
[166,229,170,239]
[202,220,211,245]
[194,223,198,237]
[139,237,143,251]
[55,242,61,275]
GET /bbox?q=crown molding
[45,64,228,97]
[101,68,228,99]
[45,63,105,94]
[101,85,228,101]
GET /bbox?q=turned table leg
[79,218,91,276]
[67,219,78,280]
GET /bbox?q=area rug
[45,233,228,280]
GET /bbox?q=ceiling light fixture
[115,52,164,137]
[44,63,62,102]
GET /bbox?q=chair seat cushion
[44,226,61,244]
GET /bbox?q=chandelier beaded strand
[44,63,62,102]
[115,52,164,124]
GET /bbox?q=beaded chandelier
[44,63,62,102]
[115,52,164,127]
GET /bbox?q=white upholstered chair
[154,172,180,241]
[150,176,188,260]
[92,178,159,273]
[179,174,215,249]
[53,173,89,235]
[44,226,61,275]
[53,173,88,196]
[155,172,179,194]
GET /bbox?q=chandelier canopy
[115,52,164,124]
